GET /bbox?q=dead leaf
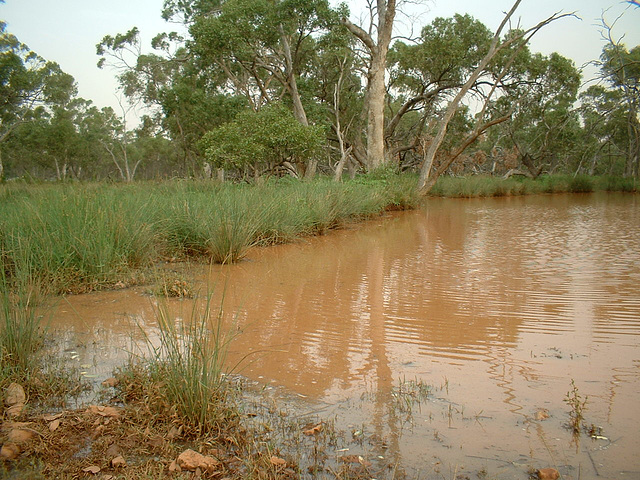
[49,419,61,431]
[101,377,118,388]
[6,403,24,418]
[42,412,63,422]
[7,428,35,444]
[167,425,183,440]
[270,456,286,467]
[339,455,372,467]
[111,455,126,468]
[87,405,121,418]
[0,443,20,460]
[168,460,181,472]
[5,383,26,406]
[105,444,120,457]
[82,465,101,474]
[303,423,323,436]
[149,436,164,448]
[535,409,550,421]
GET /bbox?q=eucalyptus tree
[387,14,493,164]
[598,43,640,177]
[578,85,631,175]
[340,0,399,170]
[167,0,335,122]
[415,1,575,195]
[485,51,581,177]
[0,21,76,178]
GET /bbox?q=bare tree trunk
[332,57,352,182]
[279,25,309,128]
[342,0,396,171]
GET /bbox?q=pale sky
[2,0,639,117]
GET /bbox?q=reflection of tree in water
[217,198,538,399]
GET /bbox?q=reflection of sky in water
[51,193,640,478]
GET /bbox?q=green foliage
[486,50,582,176]
[585,42,640,178]
[0,21,76,145]
[200,104,324,171]
[0,176,417,292]
[390,14,492,91]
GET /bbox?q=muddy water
[52,192,640,479]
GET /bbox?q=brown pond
[51,192,640,479]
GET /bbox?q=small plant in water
[390,377,432,416]
[564,379,588,434]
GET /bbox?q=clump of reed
[0,175,419,293]
[0,271,89,406]
[124,292,241,435]
[0,280,44,377]
[0,184,159,294]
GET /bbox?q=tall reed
[141,292,239,433]
[0,175,419,292]
[0,282,44,378]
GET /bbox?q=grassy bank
[429,174,638,197]
[0,175,419,294]
[1,173,636,294]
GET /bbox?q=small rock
[49,419,61,432]
[177,449,220,473]
[0,443,20,460]
[168,460,181,472]
[111,455,127,468]
[537,467,560,480]
[5,383,26,406]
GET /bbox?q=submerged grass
[0,282,44,379]
[0,273,89,408]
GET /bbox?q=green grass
[1,173,634,294]
[134,292,240,434]
[429,174,638,197]
[0,282,44,377]
[0,176,420,293]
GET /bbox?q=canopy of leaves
[1,21,76,142]
[200,104,324,170]
[390,14,493,96]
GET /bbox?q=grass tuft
[131,291,240,435]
